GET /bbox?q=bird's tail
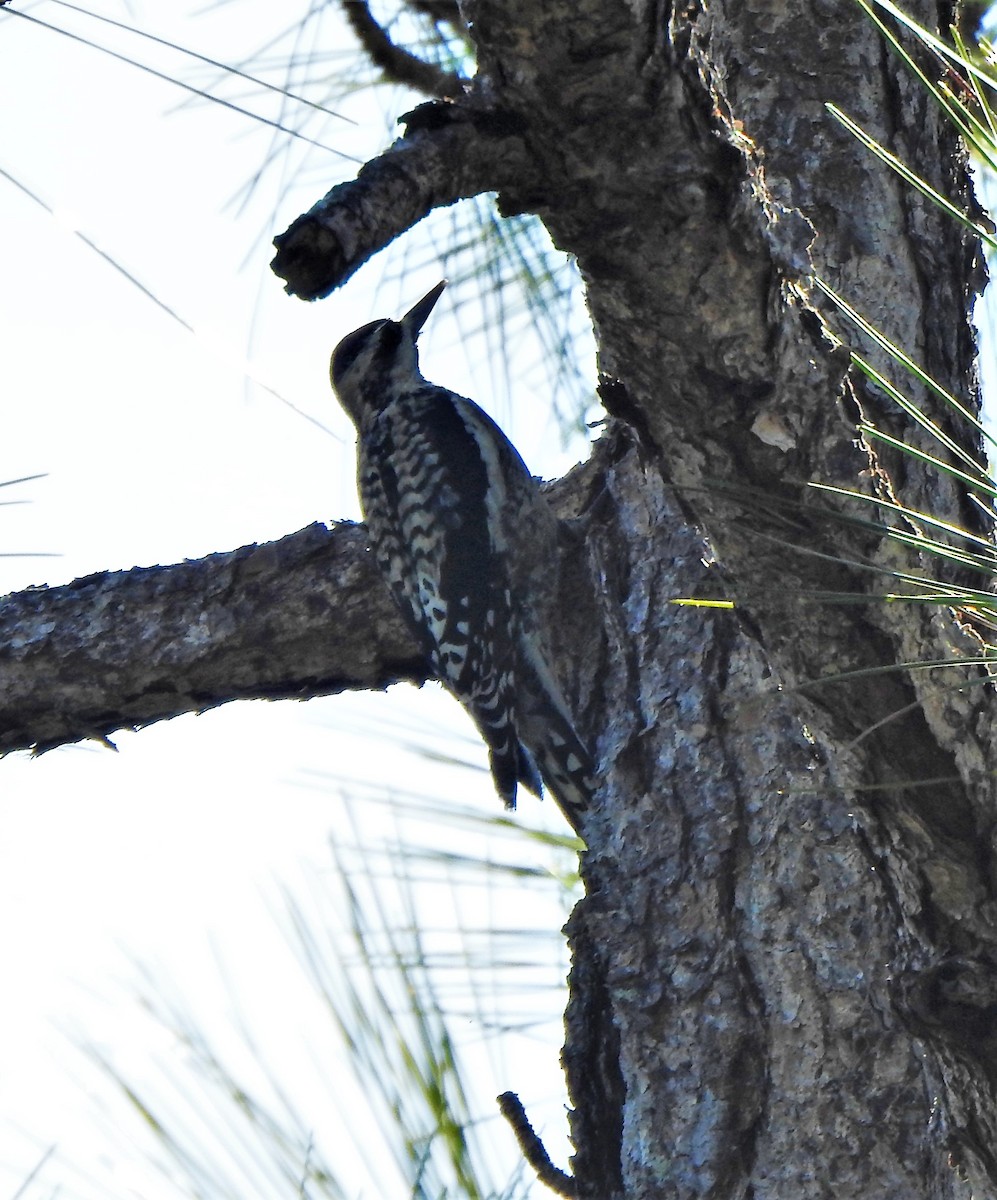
[461,664,544,810]
[522,714,594,835]
[486,737,545,811]
[516,642,596,835]
[457,642,594,829]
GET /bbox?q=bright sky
[0,4,594,1196]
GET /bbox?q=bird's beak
[402,280,447,338]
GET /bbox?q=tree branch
[497,1091,577,1199]
[271,99,536,300]
[0,523,426,755]
[0,450,598,760]
[340,0,465,99]
[405,0,464,24]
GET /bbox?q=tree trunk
[5,0,996,1195]
[276,1,997,1194]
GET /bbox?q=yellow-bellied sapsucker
[330,281,594,830]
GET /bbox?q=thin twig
[497,1091,577,1198]
[340,0,464,98]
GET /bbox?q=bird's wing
[359,388,542,806]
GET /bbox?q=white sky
[0,4,594,1196]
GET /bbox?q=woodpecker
[330,281,594,831]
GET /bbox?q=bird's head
[330,280,447,429]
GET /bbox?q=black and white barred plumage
[330,281,594,830]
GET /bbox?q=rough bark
[5,0,997,1196]
[275,0,997,1195]
[0,524,424,753]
